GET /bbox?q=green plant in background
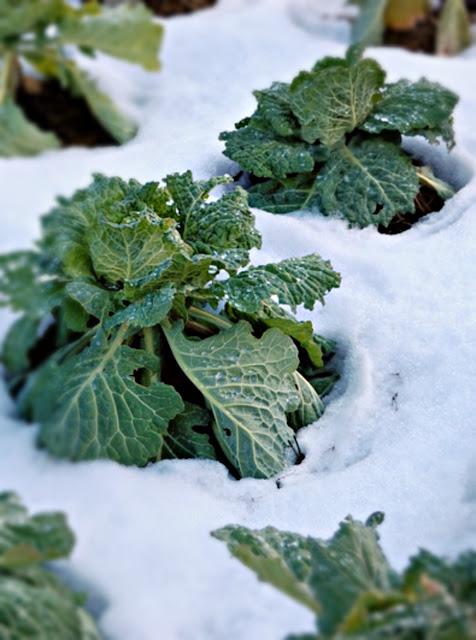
[0,491,101,639]
[220,45,459,230]
[349,0,473,55]
[0,0,163,157]
[0,171,340,479]
[213,513,476,639]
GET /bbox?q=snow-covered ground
[1,1,475,638]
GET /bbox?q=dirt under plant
[143,0,217,16]
[379,186,445,235]
[16,76,117,148]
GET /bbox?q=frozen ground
[0,1,475,638]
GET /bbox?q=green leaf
[287,372,324,430]
[163,321,300,479]
[247,174,319,215]
[66,281,114,323]
[212,524,321,613]
[0,492,74,569]
[0,251,64,317]
[222,254,341,313]
[0,0,64,40]
[106,283,176,329]
[361,78,459,148]
[1,315,40,373]
[436,0,473,56]
[60,3,163,71]
[165,171,261,270]
[253,82,301,137]
[161,402,216,461]
[213,514,392,635]
[220,121,317,179]
[0,102,59,158]
[58,60,137,144]
[38,333,184,465]
[0,572,101,640]
[227,298,326,367]
[317,137,420,227]
[88,211,188,287]
[290,55,385,147]
[350,0,388,46]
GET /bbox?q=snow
[1,0,475,638]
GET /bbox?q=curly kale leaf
[221,46,459,229]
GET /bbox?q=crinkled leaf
[1,316,40,373]
[350,0,387,46]
[0,492,74,569]
[38,338,184,465]
[361,78,458,149]
[248,174,321,215]
[58,59,137,143]
[161,402,216,460]
[436,0,473,56]
[222,254,341,314]
[317,137,419,227]
[165,171,261,269]
[254,82,301,137]
[0,102,59,158]
[106,284,176,329]
[290,56,385,146]
[88,212,188,287]
[60,3,163,71]
[40,174,170,279]
[287,372,324,430]
[163,321,299,479]
[220,122,316,179]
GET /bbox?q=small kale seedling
[220,45,459,230]
[213,513,476,639]
[0,0,163,156]
[0,171,340,479]
[350,0,473,55]
[0,491,101,639]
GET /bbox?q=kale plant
[0,171,340,479]
[220,45,459,230]
[213,513,476,639]
[0,491,101,639]
[0,0,163,156]
[349,0,473,55]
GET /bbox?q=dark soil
[378,186,445,235]
[16,76,118,148]
[143,0,217,16]
[384,14,437,53]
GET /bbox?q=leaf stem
[0,51,19,104]
[143,327,159,384]
[188,306,233,331]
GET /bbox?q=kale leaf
[0,171,340,479]
[220,45,459,229]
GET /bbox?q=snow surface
[1,0,476,638]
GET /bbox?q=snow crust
[0,0,475,638]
